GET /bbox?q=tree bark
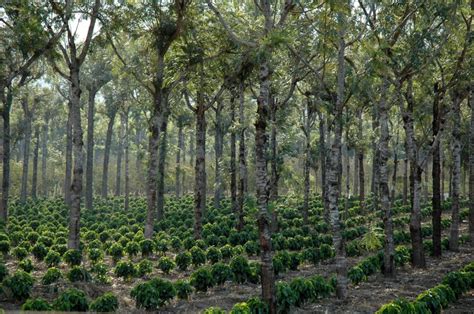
[101,109,117,198]
[31,127,39,199]
[124,110,130,211]
[194,94,207,239]
[0,88,11,222]
[230,94,237,217]
[357,110,365,210]
[379,79,395,277]
[41,113,49,197]
[319,114,329,221]
[64,102,73,206]
[176,123,184,197]
[469,88,474,246]
[432,85,442,257]
[344,130,350,218]
[269,97,279,202]
[403,143,409,206]
[450,94,462,252]
[85,88,97,210]
[303,98,312,224]
[237,82,247,231]
[213,99,224,209]
[115,114,124,197]
[391,135,399,201]
[20,96,32,204]
[156,98,170,221]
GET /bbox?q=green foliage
[206,246,222,264]
[276,281,298,313]
[230,255,251,284]
[0,240,10,255]
[67,266,91,282]
[175,279,193,300]
[190,246,206,267]
[108,243,124,262]
[53,288,89,312]
[247,296,269,314]
[175,251,192,271]
[190,267,214,292]
[88,248,104,264]
[125,241,140,257]
[13,246,29,260]
[90,292,119,312]
[140,239,155,256]
[0,263,8,282]
[19,258,34,273]
[137,259,153,277]
[22,298,52,311]
[114,261,137,279]
[348,266,367,285]
[158,256,176,274]
[63,249,82,266]
[3,270,35,301]
[204,307,227,314]
[230,302,251,314]
[42,267,62,285]
[45,250,61,267]
[211,262,233,285]
[131,278,176,310]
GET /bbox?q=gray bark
[41,113,49,197]
[64,102,73,206]
[115,114,124,196]
[194,92,207,239]
[450,94,462,251]
[101,108,117,198]
[156,98,170,221]
[214,99,224,209]
[124,110,130,211]
[176,124,184,197]
[469,88,474,245]
[31,127,39,199]
[20,96,32,204]
[230,94,237,216]
[85,88,97,210]
[237,82,247,231]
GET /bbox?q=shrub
[348,266,367,285]
[276,281,298,313]
[53,288,89,312]
[19,258,34,273]
[137,259,153,277]
[175,251,192,271]
[288,252,301,271]
[247,296,269,314]
[290,277,314,306]
[319,244,335,260]
[211,262,233,285]
[175,279,193,300]
[114,261,137,280]
[220,244,234,260]
[140,239,154,256]
[190,267,214,292]
[230,302,251,314]
[244,241,259,256]
[414,288,442,313]
[394,246,410,266]
[204,307,226,314]
[13,246,29,260]
[90,292,119,312]
[63,249,82,266]
[3,270,35,301]
[309,275,334,299]
[125,241,140,257]
[131,278,176,310]
[45,250,61,267]
[0,240,10,255]
[22,298,52,311]
[67,266,91,282]
[0,263,8,281]
[190,246,206,267]
[88,248,103,264]
[158,256,175,274]
[206,246,222,264]
[108,243,124,262]
[42,267,62,285]
[442,271,471,298]
[90,262,110,284]
[230,255,250,284]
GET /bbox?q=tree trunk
[176,124,184,197]
[101,110,116,198]
[303,98,312,224]
[432,85,442,257]
[156,99,170,221]
[20,97,32,204]
[469,88,474,246]
[237,82,247,231]
[31,127,39,199]
[85,88,97,210]
[402,80,426,268]
[230,94,237,217]
[0,87,12,223]
[194,99,207,239]
[115,115,124,197]
[329,15,348,298]
[344,131,350,218]
[357,111,365,209]
[403,144,409,206]
[320,114,329,221]
[68,66,85,250]
[450,94,461,252]
[441,147,445,202]
[64,103,73,206]
[353,149,359,195]
[391,135,399,201]
[124,110,130,211]
[41,114,49,197]
[256,57,276,314]
[214,99,224,209]
[379,79,395,277]
[269,97,279,202]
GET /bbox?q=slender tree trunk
[353,149,359,195]
[402,80,426,268]
[269,97,279,202]
[214,99,224,209]
[371,114,380,199]
[237,82,246,231]
[68,65,85,250]
[303,99,312,224]
[357,111,365,210]
[468,88,474,246]
[115,115,124,196]
[344,131,350,218]
[41,114,49,197]
[101,110,116,198]
[156,100,170,221]
[432,86,442,257]
[124,111,130,211]
[450,94,461,252]
[181,130,186,195]
[256,56,276,314]
[85,88,97,210]
[176,124,184,197]
[64,103,73,206]
[379,79,395,277]
[329,16,348,298]
[320,115,329,221]
[20,97,32,204]
[194,100,207,239]
[391,134,399,201]
[0,87,12,222]
[230,94,237,217]
[441,146,445,202]
[403,142,409,206]
[31,127,39,199]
